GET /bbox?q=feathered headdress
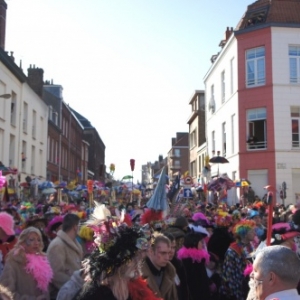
[83,202,150,282]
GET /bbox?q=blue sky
[5,0,251,182]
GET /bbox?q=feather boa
[177,247,210,264]
[25,254,53,292]
[128,277,162,300]
[243,263,253,277]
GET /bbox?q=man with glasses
[142,233,178,300]
[250,245,300,300]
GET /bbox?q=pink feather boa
[25,254,53,292]
[243,263,253,277]
[177,247,210,264]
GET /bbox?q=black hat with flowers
[84,203,149,283]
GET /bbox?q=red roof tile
[236,0,300,30]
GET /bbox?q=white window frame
[222,122,226,157]
[221,70,225,103]
[289,45,300,84]
[291,106,300,148]
[246,46,265,87]
[210,84,215,113]
[230,57,234,94]
[247,108,267,150]
[231,114,235,154]
[212,131,215,153]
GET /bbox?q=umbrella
[54,181,67,188]
[209,155,229,175]
[235,179,251,187]
[0,164,18,175]
[209,156,229,164]
[146,166,168,211]
[76,184,87,191]
[154,174,169,179]
[30,178,42,186]
[39,181,54,189]
[42,187,57,195]
[208,174,235,192]
[122,175,133,180]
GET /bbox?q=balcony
[170,164,181,170]
[169,152,181,159]
[247,140,267,150]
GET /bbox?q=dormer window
[244,7,268,28]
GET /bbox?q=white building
[204,0,300,205]
[0,48,48,193]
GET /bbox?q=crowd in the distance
[0,191,300,300]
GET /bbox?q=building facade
[167,132,189,180]
[0,49,48,192]
[187,90,207,184]
[204,0,300,204]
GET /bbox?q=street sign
[184,176,193,185]
[183,188,193,198]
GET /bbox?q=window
[174,149,180,157]
[47,136,50,161]
[230,57,235,94]
[212,131,215,153]
[221,71,225,103]
[32,110,37,139]
[289,46,300,83]
[9,134,15,167]
[190,160,196,177]
[190,130,197,148]
[246,47,265,87]
[174,160,180,167]
[291,107,300,147]
[10,92,17,126]
[247,108,267,149]
[23,102,28,133]
[22,141,27,172]
[244,9,267,28]
[31,145,36,174]
[222,122,226,156]
[40,117,44,142]
[232,171,237,181]
[231,114,235,154]
[209,85,215,112]
[49,106,53,119]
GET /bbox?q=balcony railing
[170,165,181,170]
[247,140,267,150]
[169,152,181,159]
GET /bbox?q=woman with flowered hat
[75,203,161,300]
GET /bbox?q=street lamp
[0,94,11,99]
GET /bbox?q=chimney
[225,27,234,41]
[27,65,44,97]
[0,0,7,49]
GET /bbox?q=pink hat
[0,212,15,235]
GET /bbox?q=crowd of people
[0,188,300,300]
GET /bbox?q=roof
[70,108,93,129]
[236,0,300,31]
